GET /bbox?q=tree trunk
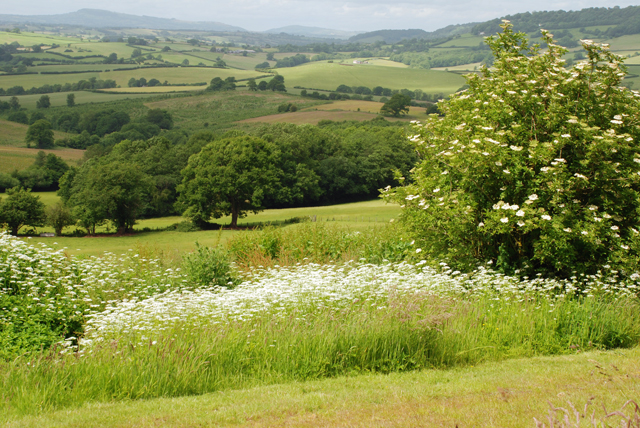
[230,204,239,229]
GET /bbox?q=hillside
[0,9,246,32]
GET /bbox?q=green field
[0,119,73,146]
[606,34,640,51]
[0,91,161,109]
[435,34,487,48]
[0,31,79,47]
[99,67,262,86]
[271,62,466,94]
[143,89,326,132]
[25,198,400,257]
[0,145,82,173]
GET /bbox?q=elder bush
[386,21,640,277]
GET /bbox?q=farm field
[269,62,466,94]
[0,145,82,173]
[143,90,326,132]
[239,99,427,125]
[0,119,72,147]
[0,90,159,109]
[99,67,261,86]
[5,347,638,428]
[99,85,205,93]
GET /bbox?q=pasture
[98,67,261,87]
[239,99,427,125]
[26,198,400,257]
[0,119,73,147]
[270,62,466,94]
[143,90,326,132]
[0,91,158,109]
[0,146,82,173]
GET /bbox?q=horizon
[2,1,639,33]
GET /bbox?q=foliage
[63,159,153,234]
[385,22,640,277]
[12,151,69,191]
[177,135,282,228]
[0,187,46,235]
[182,242,238,289]
[207,76,236,91]
[25,119,54,149]
[380,93,411,117]
[46,202,74,235]
[266,75,286,92]
[36,95,51,109]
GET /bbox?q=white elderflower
[541,215,552,221]
[516,210,525,217]
[500,217,509,223]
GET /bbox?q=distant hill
[349,23,477,44]
[0,8,246,32]
[473,6,640,38]
[264,26,361,40]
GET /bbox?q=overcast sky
[4,0,639,32]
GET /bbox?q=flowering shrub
[385,21,640,277]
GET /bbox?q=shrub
[182,242,238,288]
[385,21,640,277]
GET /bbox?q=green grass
[0,31,80,47]
[0,119,73,146]
[25,199,401,258]
[271,62,466,94]
[0,91,159,109]
[98,67,262,87]
[607,34,640,51]
[0,146,82,173]
[3,347,639,427]
[0,72,102,89]
[435,34,487,48]
[143,89,325,133]
[30,64,144,72]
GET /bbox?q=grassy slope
[5,347,639,427]
[239,100,428,125]
[271,62,465,94]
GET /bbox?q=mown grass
[3,347,639,427]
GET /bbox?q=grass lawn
[5,347,639,427]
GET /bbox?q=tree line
[0,120,417,235]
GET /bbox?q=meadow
[268,62,466,94]
[1,230,639,425]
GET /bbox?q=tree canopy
[177,136,281,228]
[0,187,46,235]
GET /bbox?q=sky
[3,0,640,32]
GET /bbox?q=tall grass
[1,252,639,418]
[226,222,413,268]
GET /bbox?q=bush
[182,243,238,288]
[385,22,640,277]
